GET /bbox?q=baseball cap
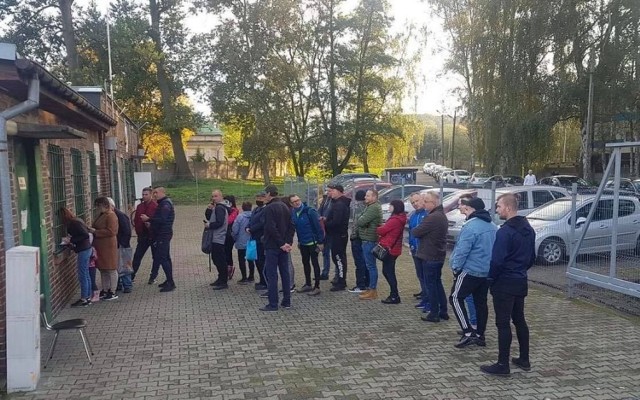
[255,191,266,197]
[327,183,344,193]
[264,185,278,195]
[461,197,485,211]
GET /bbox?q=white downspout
[0,75,39,250]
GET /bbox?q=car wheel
[538,238,566,265]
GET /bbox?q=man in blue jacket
[141,186,176,292]
[449,197,497,348]
[481,193,535,376]
[290,194,324,296]
[408,192,429,310]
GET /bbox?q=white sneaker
[348,287,365,293]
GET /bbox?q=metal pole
[450,110,456,168]
[441,114,445,166]
[106,5,114,99]
[584,71,594,181]
[609,147,621,277]
[490,181,496,219]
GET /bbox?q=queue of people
[61,182,535,377]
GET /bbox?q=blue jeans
[151,237,174,284]
[265,248,291,308]
[422,260,448,316]
[466,295,477,325]
[351,238,368,289]
[119,275,132,290]
[321,239,333,277]
[412,255,428,302]
[361,241,378,289]
[76,248,92,299]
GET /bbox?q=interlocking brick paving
[6,205,640,400]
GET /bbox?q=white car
[527,195,640,265]
[382,187,459,221]
[446,186,569,243]
[445,169,472,184]
[423,162,436,174]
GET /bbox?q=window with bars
[48,145,66,244]
[70,149,86,220]
[88,151,99,217]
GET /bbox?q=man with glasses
[290,194,324,296]
[411,192,449,322]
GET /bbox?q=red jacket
[376,213,407,257]
[134,200,158,236]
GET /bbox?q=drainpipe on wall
[0,75,40,250]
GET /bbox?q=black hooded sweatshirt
[324,195,352,236]
[489,215,536,296]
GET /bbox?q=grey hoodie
[232,210,252,249]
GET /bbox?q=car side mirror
[575,217,587,227]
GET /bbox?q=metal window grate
[70,149,86,221]
[88,151,99,217]
[47,145,66,244]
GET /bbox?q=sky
[77,0,460,116]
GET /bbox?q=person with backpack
[205,189,231,290]
[289,194,325,296]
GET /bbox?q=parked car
[327,173,378,187]
[423,162,436,174]
[377,185,431,204]
[436,168,453,182]
[445,169,471,184]
[503,175,524,186]
[527,195,640,265]
[605,178,640,195]
[538,175,590,191]
[381,187,459,221]
[446,185,569,244]
[343,181,392,198]
[468,172,490,186]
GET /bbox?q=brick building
[0,43,139,380]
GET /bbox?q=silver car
[527,195,640,265]
[446,186,569,243]
[382,187,458,221]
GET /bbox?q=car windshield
[557,176,589,187]
[634,181,640,191]
[527,198,572,221]
[455,170,470,175]
[474,173,489,178]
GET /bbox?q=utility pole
[441,114,445,165]
[450,109,457,168]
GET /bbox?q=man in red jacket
[131,187,158,283]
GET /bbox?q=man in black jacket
[260,185,296,311]
[141,186,176,292]
[323,183,351,291]
[249,191,267,290]
[480,193,536,376]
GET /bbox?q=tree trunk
[261,158,271,185]
[58,0,79,81]
[149,0,193,179]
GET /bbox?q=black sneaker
[439,313,450,320]
[247,276,255,282]
[123,288,132,293]
[259,291,269,298]
[329,285,346,292]
[238,278,249,285]
[99,290,107,299]
[70,299,90,307]
[104,291,119,301]
[160,283,176,292]
[381,296,401,304]
[211,283,228,290]
[210,280,221,287]
[260,304,278,312]
[480,362,510,376]
[254,283,267,290]
[454,334,478,348]
[421,313,440,323]
[476,336,486,347]
[413,292,423,299]
[158,281,170,288]
[280,302,291,309]
[511,357,531,371]
[319,274,329,281]
[148,278,156,285]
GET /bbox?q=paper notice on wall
[18,177,27,191]
[20,210,28,231]
[94,142,101,165]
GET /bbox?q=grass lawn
[161,178,271,205]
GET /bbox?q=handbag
[371,229,403,261]
[117,247,134,276]
[246,239,257,261]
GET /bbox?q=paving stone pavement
[6,205,640,400]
